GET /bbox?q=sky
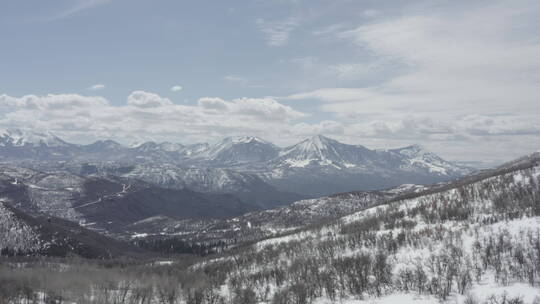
[1,0,539,165]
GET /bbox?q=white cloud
[170,85,183,92]
[127,91,173,108]
[256,18,299,46]
[231,97,305,121]
[0,92,307,147]
[198,97,229,111]
[287,88,375,103]
[198,97,305,121]
[88,84,106,91]
[327,3,540,117]
[0,94,109,110]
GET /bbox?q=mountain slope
[0,165,258,236]
[194,136,279,166]
[388,144,469,175]
[0,201,146,258]
[125,184,426,244]
[39,161,305,209]
[192,152,540,303]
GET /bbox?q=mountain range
[0,128,471,197]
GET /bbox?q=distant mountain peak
[158,142,184,152]
[394,144,427,156]
[276,135,360,168]
[129,142,142,148]
[199,136,279,164]
[88,139,124,150]
[129,141,184,152]
[306,134,329,145]
[222,136,272,145]
[309,134,332,141]
[0,128,69,148]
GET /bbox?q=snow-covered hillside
[1,153,538,304]
[127,184,426,244]
[191,152,540,303]
[0,201,41,254]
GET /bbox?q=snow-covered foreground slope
[192,152,540,303]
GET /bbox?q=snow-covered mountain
[70,162,304,208]
[0,129,77,161]
[271,135,468,175]
[0,130,472,196]
[262,136,471,196]
[0,128,70,148]
[388,144,466,174]
[193,136,279,166]
[271,135,377,169]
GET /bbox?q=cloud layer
[0,92,307,145]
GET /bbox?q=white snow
[131,233,148,238]
[314,293,437,304]
[0,128,68,147]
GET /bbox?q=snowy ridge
[389,144,466,175]
[121,163,262,193]
[194,136,280,165]
[0,128,70,147]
